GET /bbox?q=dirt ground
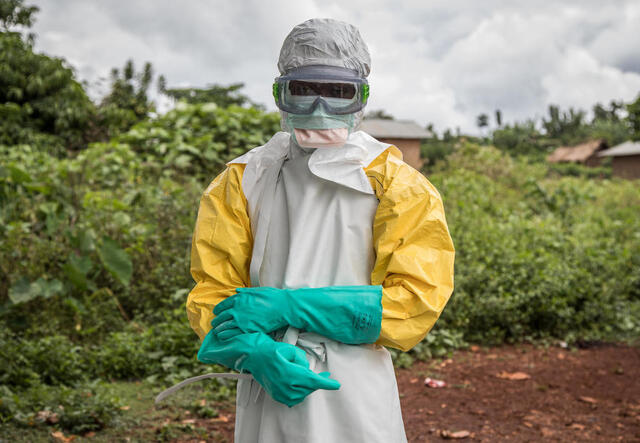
[178,343,640,442]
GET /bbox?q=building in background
[360,119,433,170]
[546,139,608,167]
[598,141,640,179]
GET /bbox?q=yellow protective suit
[186,145,454,352]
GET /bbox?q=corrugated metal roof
[547,139,607,163]
[598,140,640,157]
[360,119,433,139]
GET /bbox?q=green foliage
[0,315,233,431]
[476,113,489,129]
[426,143,640,347]
[114,101,281,179]
[0,31,94,151]
[421,137,455,167]
[0,100,279,430]
[587,118,631,147]
[548,160,611,179]
[0,0,38,32]
[1,334,87,388]
[491,101,633,157]
[1,101,279,329]
[96,237,133,287]
[390,329,467,367]
[0,382,122,433]
[98,59,159,135]
[627,93,640,141]
[162,82,258,108]
[8,276,64,305]
[492,120,554,157]
[0,329,122,432]
[542,104,586,142]
[94,312,209,384]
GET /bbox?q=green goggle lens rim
[361,84,369,104]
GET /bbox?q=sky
[31,0,640,134]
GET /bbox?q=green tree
[100,60,155,119]
[161,81,258,108]
[586,100,632,146]
[0,0,94,152]
[627,93,640,141]
[592,100,623,123]
[492,120,551,157]
[93,59,165,139]
[0,0,38,33]
[592,103,609,122]
[541,105,586,142]
[442,128,454,142]
[476,113,489,130]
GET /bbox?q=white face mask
[293,128,349,148]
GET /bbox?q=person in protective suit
[186,18,455,443]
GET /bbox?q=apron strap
[249,158,286,286]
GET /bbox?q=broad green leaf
[78,229,96,253]
[8,276,32,304]
[35,278,64,299]
[38,202,59,215]
[9,277,63,304]
[97,236,133,286]
[113,212,132,226]
[63,254,93,291]
[173,154,192,168]
[8,165,32,183]
[23,182,52,194]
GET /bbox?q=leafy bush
[492,121,556,158]
[114,101,281,179]
[421,138,455,167]
[1,102,281,335]
[0,382,122,433]
[548,160,611,179]
[0,102,281,430]
[0,32,94,152]
[427,143,640,346]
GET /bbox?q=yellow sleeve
[186,164,253,341]
[366,148,455,352]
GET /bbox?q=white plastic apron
[229,131,407,443]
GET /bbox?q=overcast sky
[32,0,640,134]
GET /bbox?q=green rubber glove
[211,285,383,345]
[197,328,340,407]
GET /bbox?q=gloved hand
[210,285,383,345]
[197,328,340,407]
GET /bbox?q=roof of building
[360,119,433,139]
[598,140,640,157]
[547,139,608,163]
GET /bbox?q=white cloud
[587,2,640,73]
[542,46,640,110]
[30,0,640,135]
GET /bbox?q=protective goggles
[273,65,369,115]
